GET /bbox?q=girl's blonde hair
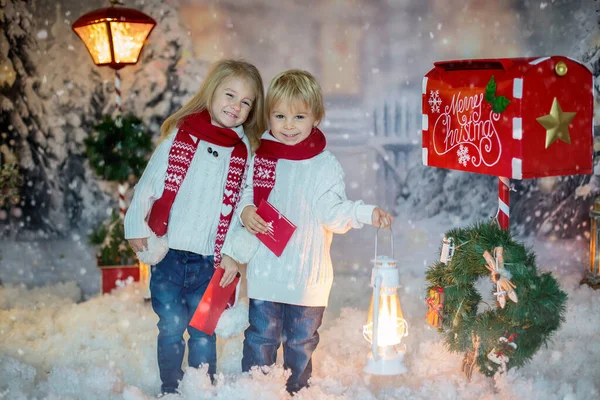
[160,59,267,150]
[266,69,325,122]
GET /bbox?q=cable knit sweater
[124,125,250,256]
[221,132,375,307]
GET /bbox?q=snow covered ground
[1,214,598,400]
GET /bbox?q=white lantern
[363,232,408,375]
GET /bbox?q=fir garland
[84,114,153,182]
[425,222,567,377]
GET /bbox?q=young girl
[124,59,267,395]
[221,69,393,394]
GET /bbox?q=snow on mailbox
[422,56,593,180]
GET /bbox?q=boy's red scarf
[253,128,326,205]
[147,110,248,267]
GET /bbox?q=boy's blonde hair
[266,69,325,123]
[160,59,267,150]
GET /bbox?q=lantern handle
[374,227,394,263]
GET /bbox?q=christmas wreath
[425,222,567,379]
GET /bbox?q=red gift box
[189,267,240,335]
[255,199,297,257]
[98,264,140,294]
[422,56,593,179]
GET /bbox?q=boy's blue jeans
[150,249,216,394]
[242,299,325,394]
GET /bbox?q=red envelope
[189,268,240,335]
[255,199,297,257]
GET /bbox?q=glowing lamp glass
[587,197,600,284]
[110,22,155,64]
[72,7,156,70]
[73,23,111,65]
[364,288,406,347]
[138,261,150,284]
[138,261,151,299]
[362,255,409,375]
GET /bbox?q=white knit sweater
[221,132,375,307]
[124,125,250,256]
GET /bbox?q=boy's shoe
[157,391,180,399]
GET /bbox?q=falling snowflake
[428,90,441,113]
[457,145,469,166]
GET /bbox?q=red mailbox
[422,56,593,179]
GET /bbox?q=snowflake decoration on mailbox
[457,145,470,167]
[421,57,593,180]
[429,90,441,113]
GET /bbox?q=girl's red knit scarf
[146,110,248,267]
[253,128,326,205]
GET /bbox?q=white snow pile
[0,217,599,399]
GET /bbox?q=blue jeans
[242,299,325,394]
[150,249,216,394]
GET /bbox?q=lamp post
[363,231,408,375]
[72,0,155,219]
[72,0,155,297]
[72,0,156,124]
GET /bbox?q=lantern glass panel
[110,22,155,64]
[364,291,405,347]
[73,23,111,64]
[138,261,149,283]
[591,218,600,275]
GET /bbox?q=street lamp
[72,0,156,69]
[72,0,155,296]
[72,0,156,219]
[72,0,156,119]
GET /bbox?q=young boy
[220,69,393,394]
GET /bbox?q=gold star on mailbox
[536,98,577,149]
